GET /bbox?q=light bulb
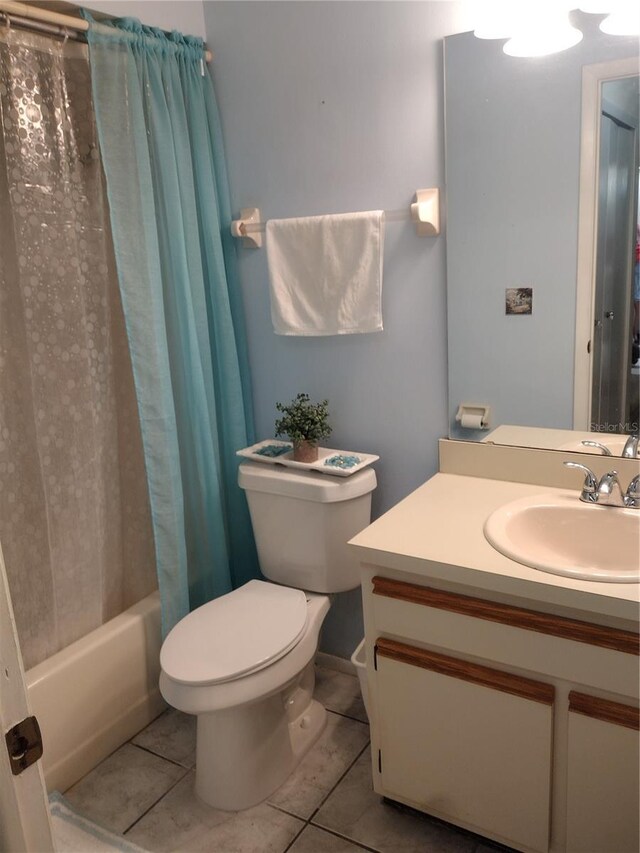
[503,9,584,57]
[504,27,584,56]
[577,1,616,12]
[599,8,640,34]
[473,0,522,39]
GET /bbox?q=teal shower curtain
[83,16,259,634]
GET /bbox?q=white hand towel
[266,210,385,336]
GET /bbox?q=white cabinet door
[375,639,554,853]
[566,692,639,853]
[0,541,54,853]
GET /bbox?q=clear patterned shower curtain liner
[0,28,156,668]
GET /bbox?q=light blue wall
[84,1,207,38]
[204,1,474,657]
[445,20,640,440]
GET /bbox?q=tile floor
[63,665,510,853]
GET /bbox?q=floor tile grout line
[281,818,310,853]
[325,707,368,723]
[304,823,383,853]
[268,736,371,849]
[267,802,309,821]
[275,801,380,853]
[281,818,381,853]
[324,707,369,725]
[307,739,371,823]
[128,740,195,771]
[121,766,191,837]
[307,822,382,853]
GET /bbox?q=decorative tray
[236,439,379,478]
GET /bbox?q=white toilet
[159,460,376,811]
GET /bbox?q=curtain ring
[61,27,69,47]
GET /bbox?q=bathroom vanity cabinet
[351,459,640,853]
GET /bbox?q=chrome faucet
[594,471,624,506]
[580,440,613,456]
[564,462,640,509]
[580,436,639,458]
[626,475,640,509]
[564,462,598,502]
[621,435,639,459]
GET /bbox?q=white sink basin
[484,493,640,583]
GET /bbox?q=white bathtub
[26,591,166,792]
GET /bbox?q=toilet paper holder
[455,403,491,430]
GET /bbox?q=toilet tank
[238,462,376,593]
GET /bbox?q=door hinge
[5,716,43,776]
[373,644,378,671]
[587,339,591,354]
[378,749,382,773]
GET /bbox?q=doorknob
[605,311,614,319]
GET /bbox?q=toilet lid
[160,580,309,686]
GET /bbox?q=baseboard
[316,651,356,675]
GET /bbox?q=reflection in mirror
[444,12,639,452]
[590,75,638,433]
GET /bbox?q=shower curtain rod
[0,0,213,61]
[1,9,83,41]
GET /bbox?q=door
[374,639,554,853]
[566,691,639,853]
[0,540,54,852]
[591,106,637,431]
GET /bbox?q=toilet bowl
[159,461,376,811]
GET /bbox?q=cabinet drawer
[375,638,553,853]
[566,692,640,853]
[371,576,639,697]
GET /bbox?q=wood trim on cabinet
[569,691,640,731]
[372,577,639,656]
[376,638,555,705]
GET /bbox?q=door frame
[0,540,54,852]
[573,56,639,430]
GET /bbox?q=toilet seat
[160,580,309,686]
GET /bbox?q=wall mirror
[444,12,639,454]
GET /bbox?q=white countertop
[482,424,637,454]
[350,473,640,628]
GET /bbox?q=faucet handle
[580,440,612,456]
[625,475,640,509]
[564,461,598,502]
[621,435,639,458]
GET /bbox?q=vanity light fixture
[578,0,640,34]
[576,1,616,12]
[473,0,637,55]
[503,12,583,57]
[577,0,639,28]
[599,7,640,35]
[473,0,522,39]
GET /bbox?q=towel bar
[230,188,440,248]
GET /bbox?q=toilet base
[194,683,327,811]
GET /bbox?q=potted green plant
[275,393,332,462]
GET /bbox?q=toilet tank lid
[238,462,377,502]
